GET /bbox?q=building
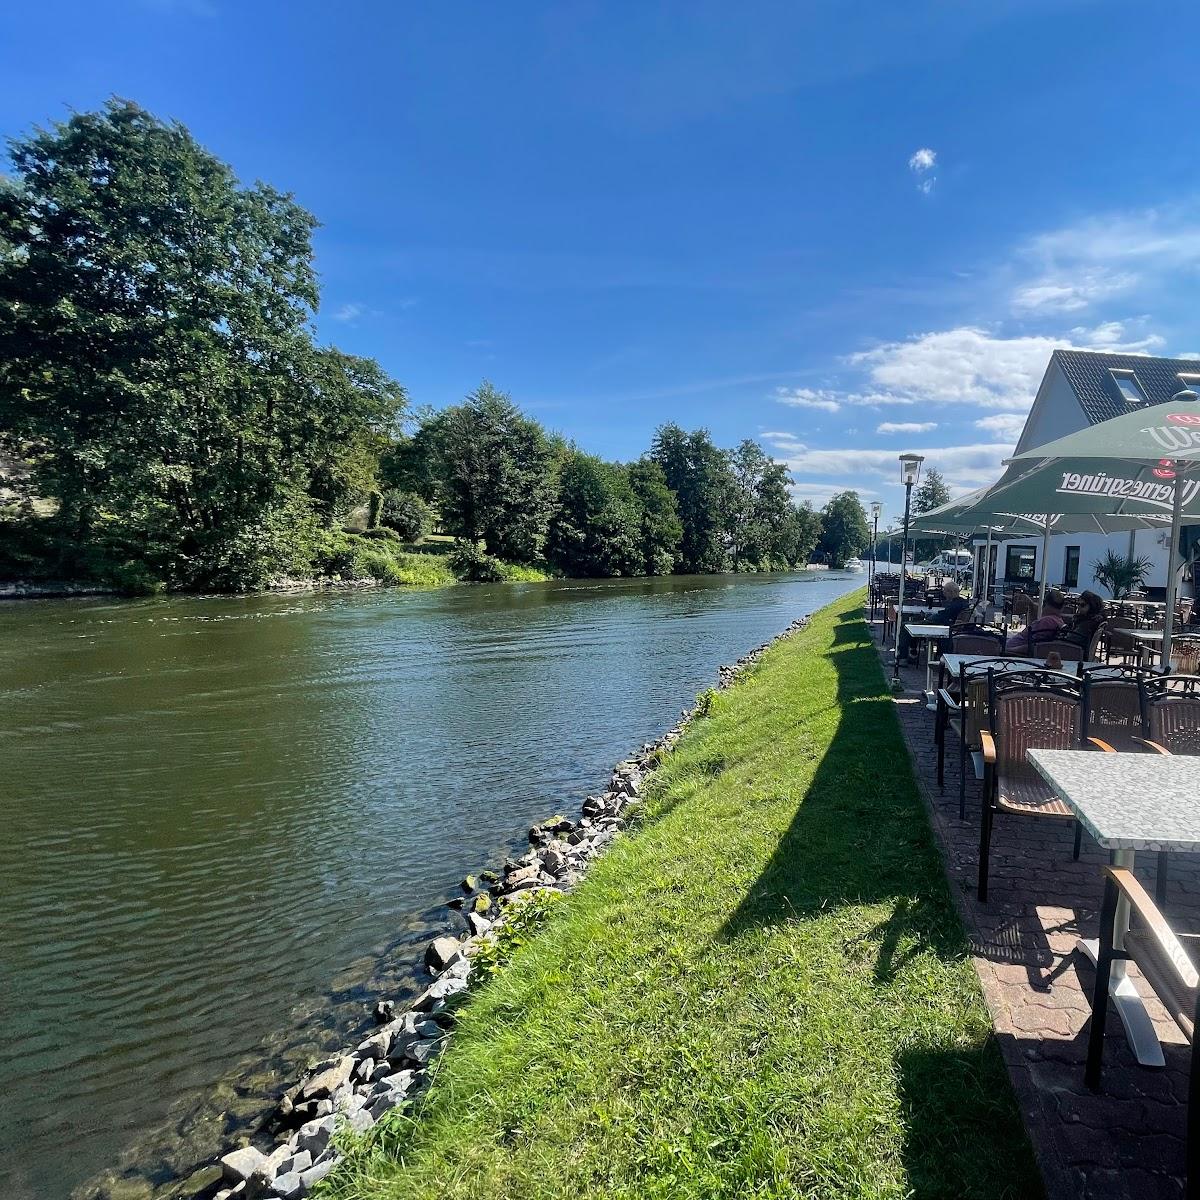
[978,349,1200,599]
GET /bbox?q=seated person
[1060,589,1105,653]
[899,581,969,662]
[1004,588,1067,653]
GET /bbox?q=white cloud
[331,302,365,322]
[908,147,936,173]
[876,421,936,434]
[788,480,877,509]
[776,440,1013,493]
[974,412,1027,443]
[774,387,841,413]
[1009,202,1200,316]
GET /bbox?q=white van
[927,549,973,577]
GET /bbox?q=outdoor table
[1026,748,1200,1068]
[1126,628,1165,667]
[939,654,1100,680]
[903,623,949,699]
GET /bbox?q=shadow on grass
[718,609,964,976]
[717,604,1044,1197]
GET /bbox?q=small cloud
[908,147,937,195]
[331,303,365,322]
[974,412,1027,443]
[876,421,936,434]
[775,387,841,413]
[908,147,937,173]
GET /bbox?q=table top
[904,623,950,638]
[1027,749,1200,852]
[1127,629,1165,643]
[940,654,1099,677]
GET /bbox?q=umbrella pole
[1038,523,1051,610]
[1163,468,1184,668]
[981,527,993,614]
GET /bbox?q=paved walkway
[874,620,1194,1200]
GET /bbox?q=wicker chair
[950,629,1004,655]
[1086,867,1200,1198]
[1141,675,1200,756]
[935,656,1038,820]
[1032,638,1085,663]
[978,669,1082,902]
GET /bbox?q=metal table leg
[1076,848,1165,1068]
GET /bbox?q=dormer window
[1111,369,1148,404]
[1178,373,1200,394]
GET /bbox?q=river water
[0,571,859,1200]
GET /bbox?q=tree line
[0,100,870,591]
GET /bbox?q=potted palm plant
[1091,549,1153,599]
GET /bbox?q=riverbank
[319,590,1040,1200]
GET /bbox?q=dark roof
[1052,349,1200,425]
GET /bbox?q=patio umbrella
[998,393,1200,662]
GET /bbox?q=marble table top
[1028,749,1200,852]
[940,654,1098,677]
[904,623,950,639]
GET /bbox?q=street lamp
[869,501,882,623]
[893,453,925,680]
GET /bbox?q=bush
[449,539,505,582]
[360,526,402,543]
[382,490,433,541]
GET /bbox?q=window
[1006,545,1037,581]
[1179,374,1200,394]
[1063,545,1080,589]
[1110,369,1148,405]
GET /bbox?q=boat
[843,557,865,573]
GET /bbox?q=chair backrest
[951,630,1004,655]
[1140,674,1200,755]
[957,657,1046,746]
[1031,638,1085,663]
[1081,664,1156,752]
[988,669,1082,782]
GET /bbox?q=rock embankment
[201,615,810,1200]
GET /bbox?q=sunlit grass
[322,591,1041,1200]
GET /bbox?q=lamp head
[870,500,882,518]
[899,453,924,487]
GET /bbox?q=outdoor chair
[1033,638,1085,663]
[1085,867,1200,1199]
[950,629,1004,655]
[1103,616,1138,665]
[978,669,1082,902]
[1141,674,1200,757]
[936,657,1038,820]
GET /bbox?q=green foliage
[449,539,506,583]
[650,423,733,573]
[381,490,433,541]
[912,468,954,562]
[470,889,563,978]
[1091,549,1153,599]
[625,458,682,575]
[546,452,641,577]
[366,490,384,530]
[817,491,870,567]
[0,100,405,591]
[695,687,719,717]
[421,383,556,563]
[359,525,403,543]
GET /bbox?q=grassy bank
[326,590,1039,1200]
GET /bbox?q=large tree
[650,424,732,574]
[626,458,682,575]
[0,100,404,588]
[779,502,823,568]
[912,467,953,563]
[423,382,556,562]
[818,491,870,567]
[546,451,641,578]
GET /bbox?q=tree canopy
[817,491,870,567]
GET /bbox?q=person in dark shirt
[900,581,969,662]
[1061,590,1105,653]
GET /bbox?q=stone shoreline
[162,614,812,1200]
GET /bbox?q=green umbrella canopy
[1001,394,1200,658]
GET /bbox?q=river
[0,570,860,1200]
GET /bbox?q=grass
[323,591,1041,1200]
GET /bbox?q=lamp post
[893,453,925,680]
[869,500,882,623]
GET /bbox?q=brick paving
[873,620,1194,1199]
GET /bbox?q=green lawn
[325,590,1041,1200]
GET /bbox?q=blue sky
[4,0,1200,524]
